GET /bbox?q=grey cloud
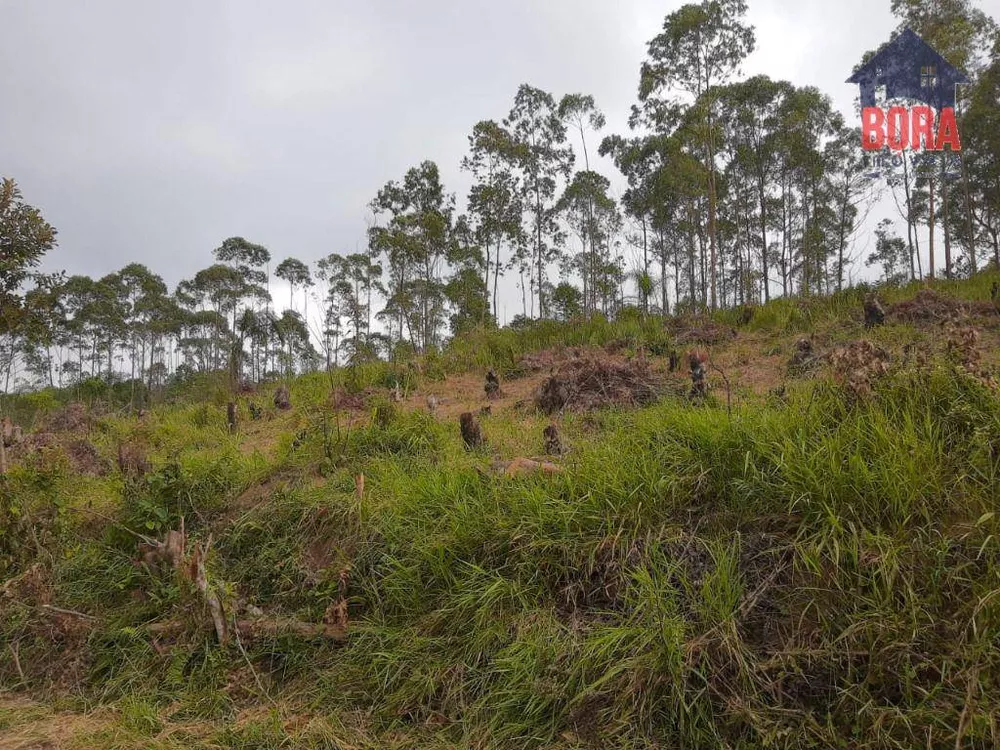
[1,0,903,305]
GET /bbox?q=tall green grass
[4,273,1000,748]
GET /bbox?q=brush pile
[830,340,891,399]
[668,317,737,345]
[38,402,91,433]
[890,288,999,323]
[519,346,582,373]
[535,353,663,414]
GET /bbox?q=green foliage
[120,452,251,535]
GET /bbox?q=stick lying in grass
[190,534,228,645]
[146,617,347,642]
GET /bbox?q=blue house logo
[847,28,967,152]
[848,27,969,111]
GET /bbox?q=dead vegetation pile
[328,387,370,411]
[519,346,584,373]
[945,323,995,387]
[830,340,891,399]
[889,288,999,323]
[38,402,91,433]
[64,439,109,476]
[534,354,665,414]
[667,317,738,346]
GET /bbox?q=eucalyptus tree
[272,309,316,377]
[444,214,491,335]
[823,125,876,290]
[637,0,755,309]
[0,177,57,397]
[889,0,996,277]
[773,85,839,295]
[369,161,454,352]
[556,170,621,316]
[275,256,313,314]
[461,119,524,321]
[503,84,575,317]
[212,237,272,370]
[714,76,793,301]
[19,273,67,387]
[962,41,1000,267]
[176,265,244,372]
[867,218,911,283]
[108,263,169,386]
[316,252,384,362]
[558,94,606,171]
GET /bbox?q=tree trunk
[929,174,936,281]
[536,188,544,318]
[757,172,770,303]
[705,110,719,309]
[959,150,978,275]
[942,160,952,279]
[901,153,917,280]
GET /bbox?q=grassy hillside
[3,277,1000,749]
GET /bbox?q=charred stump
[536,375,570,415]
[485,369,502,400]
[117,443,150,479]
[689,351,708,403]
[863,294,886,329]
[543,423,563,456]
[274,385,292,411]
[459,411,484,450]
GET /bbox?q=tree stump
[274,385,292,411]
[863,294,886,329]
[689,351,708,403]
[485,369,502,400]
[460,412,484,450]
[543,423,563,456]
[226,402,237,434]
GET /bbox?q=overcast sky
[4,0,992,319]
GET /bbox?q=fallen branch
[709,360,732,418]
[66,506,158,546]
[190,534,228,644]
[146,617,347,642]
[9,641,24,682]
[39,604,99,621]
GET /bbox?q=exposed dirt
[0,696,110,750]
[404,371,546,421]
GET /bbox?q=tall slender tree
[638,0,755,309]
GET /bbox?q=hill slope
[3,278,1000,749]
